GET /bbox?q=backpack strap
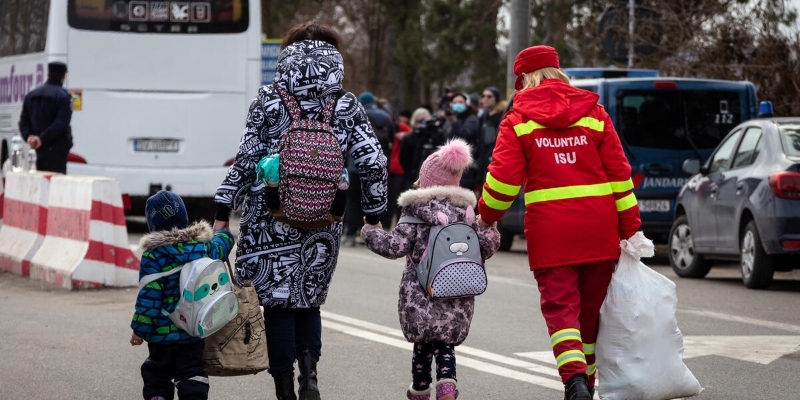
[397,215,426,225]
[138,266,183,290]
[274,84,302,121]
[274,83,340,125]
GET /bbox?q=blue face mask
[451,103,467,114]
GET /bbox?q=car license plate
[133,139,179,152]
[639,199,671,213]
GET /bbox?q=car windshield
[779,124,800,158]
[616,90,742,150]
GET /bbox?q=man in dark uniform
[18,61,74,174]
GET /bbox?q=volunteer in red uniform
[477,46,641,400]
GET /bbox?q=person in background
[446,92,481,193]
[360,91,395,160]
[477,45,641,400]
[18,61,73,174]
[362,139,500,400]
[384,109,414,226]
[213,22,388,400]
[400,108,447,185]
[476,86,507,188]
[130,190,235,400]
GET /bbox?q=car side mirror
[682,159,701,175]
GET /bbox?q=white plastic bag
[596,232,701,400]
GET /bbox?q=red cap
[513,45,560,90]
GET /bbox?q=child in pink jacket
[362,139,501,400]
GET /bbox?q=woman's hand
[362,216,382,229]
[477,215,496,228]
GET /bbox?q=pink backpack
[269,85,344,228]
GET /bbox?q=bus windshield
[616,90,742,151]
[68,0,249,34]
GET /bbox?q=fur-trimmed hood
[397,186,477,226]
[139,221,214,251]
[397,186,477,208]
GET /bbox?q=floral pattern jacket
[362,186,500,345]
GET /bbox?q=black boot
[564,374,592,400]
[589,386,595,398]
[273,371,297,400]
[297,349,321,400]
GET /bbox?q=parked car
[669,117,800,289]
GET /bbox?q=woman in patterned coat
[213,22,388,400]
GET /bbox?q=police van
[496,69,760,248]
[569,70,760,242]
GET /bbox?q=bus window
[617,90,742,150]
[68,0,249,34]
[0,0,50,57]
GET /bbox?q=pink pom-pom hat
[418,138,474,188]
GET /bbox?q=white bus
[0,0,261,216]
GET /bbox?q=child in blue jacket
[130,190,234,400]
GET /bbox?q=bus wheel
[669,215,712,278]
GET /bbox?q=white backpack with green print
[139,258,238,338]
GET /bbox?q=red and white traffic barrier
[0,172,53,276]
[28,175,139,290]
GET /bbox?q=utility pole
[507,0,531,98]
[627,0,635,68]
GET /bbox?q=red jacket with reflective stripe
[478,79,641,269]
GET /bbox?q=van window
[617,90,742,150]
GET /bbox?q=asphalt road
[1,219,799,400]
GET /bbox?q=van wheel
[498,228,515,252]
[741,221,774,289]
[669,215,712,278]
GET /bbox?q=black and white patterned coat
[215,40,388,308]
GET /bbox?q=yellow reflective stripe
[485,172,521,197]
[570,117,604,132]
[583,343,596,355]
[481,189,514,211]
[550,328,582,347]
[525,182,612,204]
[610,178,634,193]
[615,193,638,211]
[586,363,597,376]
[556,350,587,368]
[514,120,546,136]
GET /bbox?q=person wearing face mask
[447,92,481,192]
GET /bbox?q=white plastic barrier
[28,175,140,289]
[0,172,54,276]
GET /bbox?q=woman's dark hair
[282,21,341,50]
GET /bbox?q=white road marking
[683,335,800,364]
[679,309,800,334]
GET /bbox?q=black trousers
[141,341,208,400]
[263,307,322,375]
[36,146,69,174]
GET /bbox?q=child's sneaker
[435,379,458,400]
[407,383,432,400]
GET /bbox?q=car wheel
[498,228,515,252]
[669,215,712,278]
[740,220,774,289]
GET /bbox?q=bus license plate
[134,139,179,153]
[639,200,670,213]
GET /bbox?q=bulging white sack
[596,232,701,400]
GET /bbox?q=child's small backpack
[398,207,488,299]
[269,85,345,228]
[139,258,239,338]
